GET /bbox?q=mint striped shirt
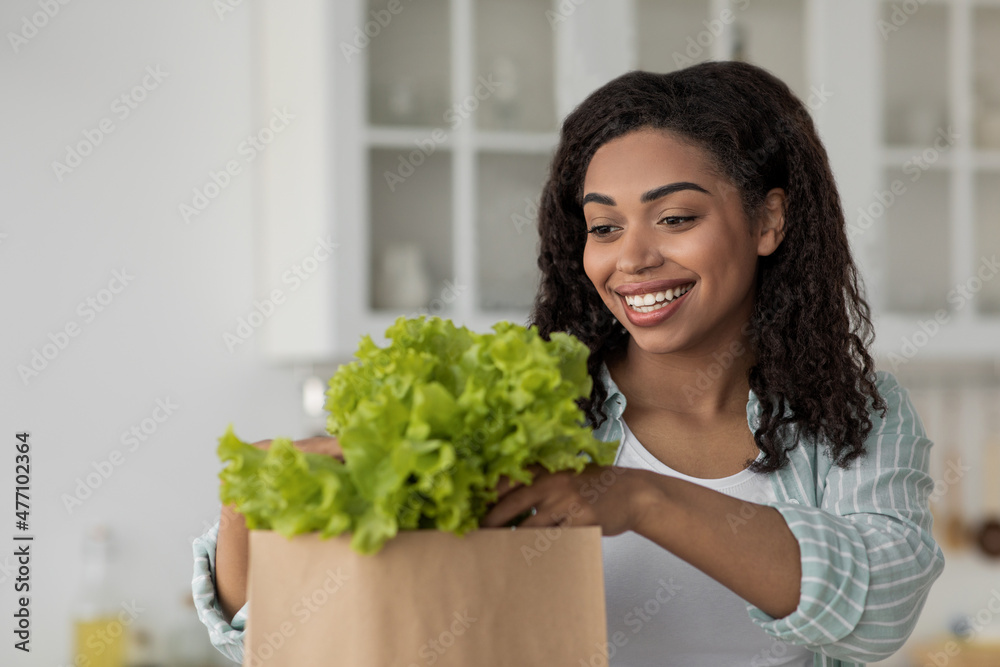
[191,367,944,666]
[592,365,945,666]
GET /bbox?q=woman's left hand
[480,464,654,537]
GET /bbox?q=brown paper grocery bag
[242,526,608,667]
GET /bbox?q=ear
[756,188,786,257]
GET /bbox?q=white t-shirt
[601,420,815,667]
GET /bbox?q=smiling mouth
[621,283,694,313]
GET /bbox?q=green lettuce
[218,316,618,554]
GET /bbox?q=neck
[608,321,755,419]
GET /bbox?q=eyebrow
[582,181,711,206]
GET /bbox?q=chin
[624,329,688,355]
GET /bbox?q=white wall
[1,1,313,663]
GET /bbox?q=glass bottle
[71,525,126,667]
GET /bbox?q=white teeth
[623,283,693,312]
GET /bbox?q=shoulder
[868,369,925,437]
[778,370,925,488]
[873,368,905,399]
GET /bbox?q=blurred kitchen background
[2,0,999,665]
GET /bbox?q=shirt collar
[597,361,762,430]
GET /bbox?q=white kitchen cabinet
[864,0,1000,361]
[254,0,1000,363]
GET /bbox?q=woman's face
[581,128,785,357]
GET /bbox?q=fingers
[481,471,576,528]
[481,487,537,528]
[482,494,580,530]
[494,463,548,496]
[515,501,579,529]
[493,475,526,497]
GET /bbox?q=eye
[660,215,698,226]
[586,224,620,239]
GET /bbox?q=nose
[616,224,664,275]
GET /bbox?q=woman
[480,62,944,666]
[193,62,944,666]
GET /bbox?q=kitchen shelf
[864,0,1000,359]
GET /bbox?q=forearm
[215,502,250,623]
[632,470,801,619]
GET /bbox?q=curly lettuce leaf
[218,316,618,555]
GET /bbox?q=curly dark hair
[530,61,886,473]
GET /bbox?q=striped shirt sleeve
[745,371,946,663]
[192,519,247,664]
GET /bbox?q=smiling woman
[191,61,945,667]
[482,62,947,666]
